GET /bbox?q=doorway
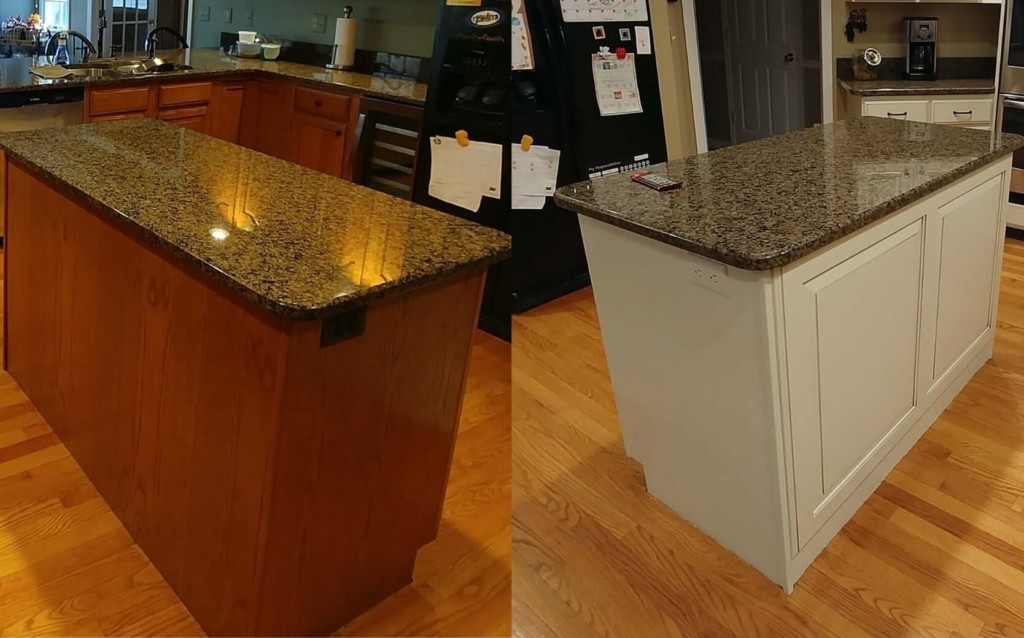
[93,0,186,56]
[687,0,829,151]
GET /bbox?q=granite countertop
[0,48,428,105]
[839,78,995,97]
[554,117,1024,271]
[0,119,509,319]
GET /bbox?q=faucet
[97,0,107,57]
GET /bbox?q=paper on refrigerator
[512,144,561,210]
[592,53,642,116]
[428,136,503,213]
[512,0,535,71]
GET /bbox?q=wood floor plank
[513,237,1024,637]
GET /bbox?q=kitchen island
[554,117,1024,592]
[0,119,509,636]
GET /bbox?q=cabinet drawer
[862,100,929,122]
[89,87,151,116]
[159,82,213,107]
[293,87,350,121]
[931,99,993,124]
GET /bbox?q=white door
[722,0,806,144]
[110,0,156,56]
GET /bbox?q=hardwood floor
[0,249,511,637]
[512,237,1024,638]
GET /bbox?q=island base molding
[579,157,1011,592]
[4,162,486,636]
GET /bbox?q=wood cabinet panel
[90,111,149,123]
[158,81,213,108]
[159,105,210,133]
[784,218,925,548]
[209,81,246,143]
[88,86,153,118]
[288,112,347,177]
[926,173,1004,390]
[294,86,351,120]
[239,80,293,158]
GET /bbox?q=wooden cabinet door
[919,173,1005,399]
[90,111,149,123]
[239,80,292,159]
[288,112,347,177]
[783,216,926,548]
[86,86,154,122]
[209,81,246,144]
[159,106,210,134]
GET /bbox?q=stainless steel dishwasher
[0,85,84,132]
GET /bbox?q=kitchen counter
[557,114,1017,595]
[839,77,996,97]
[555,117,1023,270]
[1,116,500,636]
[0,118,508,318]
[0,48,428,105]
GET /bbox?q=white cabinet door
[920,173,1004,398]
[783,218,925,548]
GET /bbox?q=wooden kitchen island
[0,119,510,636]
[555,118,1024,593]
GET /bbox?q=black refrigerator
[511,0,668,312]
[413,0,512,341]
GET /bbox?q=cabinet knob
[315,99,323,107]
[334,130,343,137]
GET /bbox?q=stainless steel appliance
[1003,0,1024,95]
[0,86,83,133]
[1000,0,1024,225]
[997,96,1024,218]
[904,17,937,80]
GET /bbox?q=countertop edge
[554,147,1017,271]
[1,150,508,320]
[838,79,996,97]
[14,61,427,107]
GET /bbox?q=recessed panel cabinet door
[784,218,925,548]
[921,174,1004,397]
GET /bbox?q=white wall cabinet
[580,157,1011,593]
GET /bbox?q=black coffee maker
[904,17,938,80]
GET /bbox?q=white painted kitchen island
[554,118,1023,591]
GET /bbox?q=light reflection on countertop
[554,117,1024,270]
[0,119,509,319]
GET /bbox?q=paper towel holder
[326,5,356,70]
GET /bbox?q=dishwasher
[0,85,84,241]
[0,85,84,132]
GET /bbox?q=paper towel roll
[332,17,357,69]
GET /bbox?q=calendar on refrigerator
[559,0,647,23]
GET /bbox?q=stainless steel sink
[31,58,194,81]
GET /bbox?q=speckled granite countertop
[839,78,995,97]
[0,119,509,319]
[554,117,1024,270]
[0,48,428,105]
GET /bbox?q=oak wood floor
[0,250,511,637]
[512,237,1024,638]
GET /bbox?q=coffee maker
[904,17,938,80]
